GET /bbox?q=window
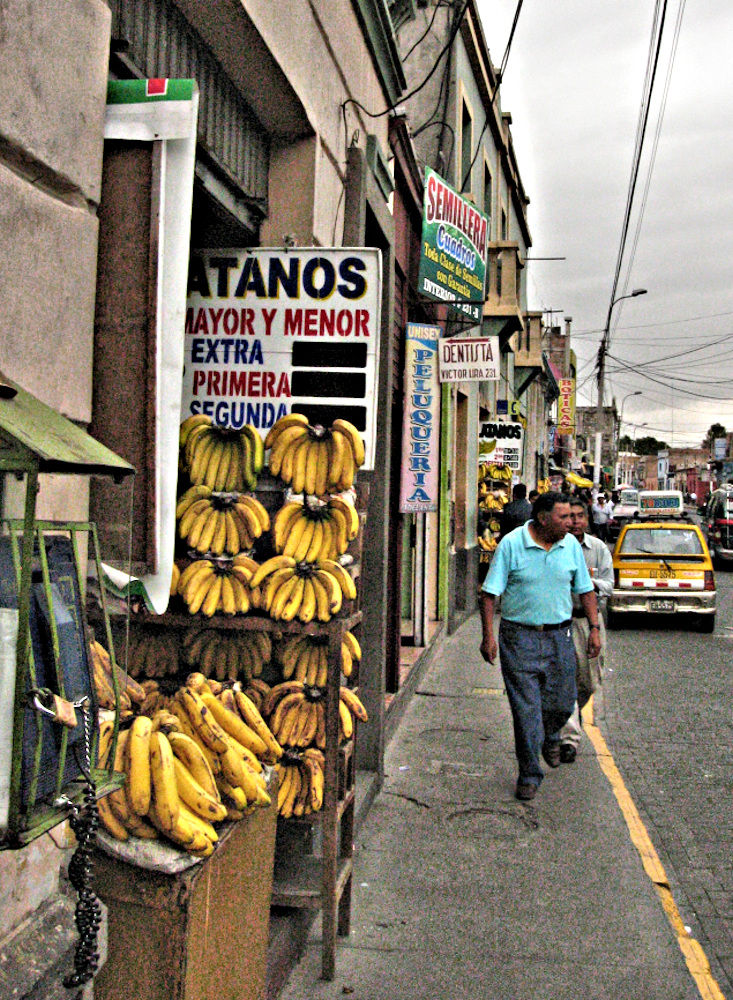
[460,100,472,194]
[501,207,508,240]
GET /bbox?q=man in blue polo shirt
[479,491,601,800]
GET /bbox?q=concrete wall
[0,0,111,981]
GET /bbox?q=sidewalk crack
[382,790,431,810]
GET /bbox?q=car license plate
[650,599,675,612]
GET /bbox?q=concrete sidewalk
[279,612,700,1000]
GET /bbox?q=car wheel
[698,615,715,634]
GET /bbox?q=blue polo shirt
[481,521,594,625]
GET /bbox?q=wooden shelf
[271,855,353,909]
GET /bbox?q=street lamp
[594,288,647,485]
[615,391,642,484]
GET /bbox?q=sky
[476,0,733,449]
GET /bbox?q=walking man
[559,498,614,762]
[499,483,532,539]
[591,494,610,541]
[479,492,601,800]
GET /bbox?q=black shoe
[559,744,577,764]
[515,781,538,801]
[542,743,561,768]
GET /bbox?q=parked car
[607,487,640,541]
[608,490,716,632]
[703,485,733,565]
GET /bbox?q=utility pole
[595,288,647,486]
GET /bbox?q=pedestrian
[558,498,614,763]
[591,494,610,541]
[499,483,532,539]
[528,489,540,505]
[479,491,601,800]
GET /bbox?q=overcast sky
[476,0,733,449]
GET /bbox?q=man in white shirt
[559,498,614,762]
[591,494,611,542]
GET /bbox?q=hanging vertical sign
[399,324,441,512]
[557,378,576,435]
[417,167,489,323]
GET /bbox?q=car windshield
[619,527,704,556]
[619,490,638,504]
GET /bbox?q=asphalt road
[600,558,733,995]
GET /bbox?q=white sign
[715,437,727,460]
[183,248,382,469]
[479,420,524,471]
[438,336,499,382]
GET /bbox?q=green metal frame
[4,517,124,846]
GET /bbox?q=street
[601,562,733,995]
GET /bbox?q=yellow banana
[315,438,330,495]
[264,412,310,449]
[195,506,220,555]
[269,573,299,620]
[214,438,233,491]
[319,558,357,601]
[335,434,356,490]
[126,715,153,816]
[293,518,316,562]
[201,574,223,616]
[177,688,230,753]
[314,568,343,614]
[340,685,368,722]
[269,424,309,477]
[180,413,212,448]
[167,731,219,799]
[204,439,225,490]
[305,519,325,563]
[280,575,306,623]
[328,507,349,555]
[107,729,131,822]
[149,731,181,833]
[327,429,347,490]
[172,757,227,822]
[304,438,320,495]
[310,572,333,622]
[210,509,227,556]
[339,699,354,740]
[241,424,265,475]
[179,801,219,844]
[233,690,283,761]
[216,775,248,811]
[298,577,317,624]
[331,418,365,466]
[240,494,270,533]
[291,435,312,494]
[178,559,213,600]
[97,795,129,841]
[249,555,297,590]
[199,693,269,758]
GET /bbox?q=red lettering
[304,309,318,336]
[193,309,209,335]
[228,371,247,395]
[276,372,291,396]
[208,308,223,335]
[262,307,277,335]
[284,309,302,336]
[192,370,205,393]
[185,307,194,335]
[249,372,262,395]
[320,310,335,337]
[263,371,275,395]
[242,308,256,336]
[355,309,369,337]
[222,309,239,336]
[208,370,221,395]
[336,310,353,337]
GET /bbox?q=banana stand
[93,775,277,1000]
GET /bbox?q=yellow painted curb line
[585,721,726,1000]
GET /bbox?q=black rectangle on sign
[291,343,368,368]
[291,371,366,398]
[293,405,367,432]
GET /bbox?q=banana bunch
[176,557,256,617]
[171,563,180,596]
[478,534,498,552]
[275,749,325,818]
[481,492,507,511]
[182,626,271,683]
[265,414,365,495]
[124,630,180,679]
[537,478,551,494]
[262,681,325,749]
[177,485,270,557]
[249,554,357,624]
[240,678,271,714]
[89,637,144,718]
[276,629,361,684]
[262,681,368,751]
[272,496,359,562]
[180,415,264,491]
[481,463,513,483]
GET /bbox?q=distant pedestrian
[479,491,601,800]
[591,495,610,541]
[499,484,532,539]
[559,499,613,762]
[528,489,540,505]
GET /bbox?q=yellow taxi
[608,490,716,632]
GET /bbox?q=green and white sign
[417,167,489,323]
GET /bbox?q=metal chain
[62,697,102,992]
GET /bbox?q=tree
[703,423,727,451]
[634,435,668,456]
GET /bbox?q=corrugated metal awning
[0,375,134,480]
